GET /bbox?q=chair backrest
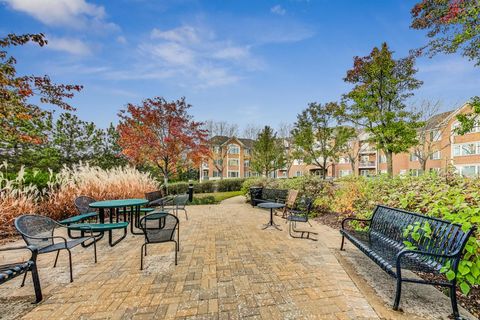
[74,195,96,214]
[298,197,313,218]
[145,190,163,202]
[286,190,299,208]
[15,215,57,249]
[174,194,189,207]
[139,212,178,243]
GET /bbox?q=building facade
[201,103,480,180]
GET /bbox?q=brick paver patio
[0,197,379,319]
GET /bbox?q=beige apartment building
[201,103,480,180]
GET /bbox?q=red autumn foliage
[117,97,209,183]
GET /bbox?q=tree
[342,43,423,177]
[344,130,361,175]
[0,33,82,147]
[411,1,480,132]
[277,122,295,177]
[92,123,128,169]
[52,112,101,166]
[204,121,238,179]
[242,124,262,140]
[251,126,285,177]
[292,102,355,179]
[411,0,480,66]
[117,97,209,186]
[412,101,452,172]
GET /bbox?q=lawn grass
[190,191,243,205]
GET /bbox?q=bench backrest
[262,189,288,203]
[145,190,163,202]
[370,205,474,260]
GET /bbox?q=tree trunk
[350,161,356,175]
[322,159,327,180]
[420,158,427,174]
[386,151,393,178]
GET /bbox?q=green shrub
[194,180,215,193]
[217,178,245,192]
[168,182,189,194]
[189,195,216,205]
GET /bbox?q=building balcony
[359,161,376,168]
[359,147,377,154]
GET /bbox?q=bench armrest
[0,245,38,261]
[341,217,372,230]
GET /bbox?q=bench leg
[340,235,345,251]
[31,263,42,303]
[109,227,127,246]
[449,282,460,319]
[393,277,402,310]
[21,269,28,287]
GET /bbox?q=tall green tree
[342,43,423,177]
[251,126,285,177]
[411,0,480,132]
[91,123,128,169]
[292,102,354,179]
[52,113,101,166]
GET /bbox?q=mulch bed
[314,212,480,319]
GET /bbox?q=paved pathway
[1,197,378,319]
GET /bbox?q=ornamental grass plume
[0,163,159,238]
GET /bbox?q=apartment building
[333,102,480,177]
[201,102,479,180]
[200,136,256,180]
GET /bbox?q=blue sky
[1,0,478,132]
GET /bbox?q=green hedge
[217,178,245,192]
[168,178,245,195]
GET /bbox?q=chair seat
[340,229,442,276]
[287,215,308,222]
[68,222,129,231]
[39,238,90,254]
[60,212,97,225]
[0,261,33,283]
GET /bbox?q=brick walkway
[0,197,378,319]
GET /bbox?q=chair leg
[183,209,188,220]
[145,243,148,256]
[93,237,97,263]
[449,283,460,319]
[21,270,28,287]
[67,249,73,283]
[30,264,43,303]
[140,243,146,270]
[174,242,177,265]
[53,250,60,267]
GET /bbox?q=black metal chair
[165,194,188,220]
[15,215,97,283]
[61,196,99,238]
[286,197,318,241]
[0,245,42,303]
[139,212,179,270]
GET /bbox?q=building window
[453,143,480,156]
[410,153,418,161]
[452,121,480,135]
[228,159,239,166]
[430,130,442,141]
[430,167,441,173]
[339,157,350,164]
[213,146,221,153]
[430,150,441,160]
[213,171,221,177]
[359,169,371,177]
[244,160,250,167]
[228,171,239,178]
[380,169,387,174]
[214,159,223,166]
[399,169,407,175]
[244,149,250,155]
[409,169,423,177]
[295,171,303,177]
[339,170,351,177]
[379,155,387,163]
[457,165,478,177]
[228,144,240,154]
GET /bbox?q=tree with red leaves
[411,0,480,65]
[0,33,83,149]
[117,97,209,186]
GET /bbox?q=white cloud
[134,24,260,88]
[2,0,117,30]
[46,36,91,56]
[271,5,286,16]
[116,36,127,44]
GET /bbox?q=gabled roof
[424,110,455,130]
[209,135,255,148]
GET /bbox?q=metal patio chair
[165,194,189,220]
[15,215,97,283]
[139,212,179,270]
[286,197,318,241]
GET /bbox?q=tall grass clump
[0,163,158,237]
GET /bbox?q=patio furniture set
[251,186,476,319]
[0,191,188,303]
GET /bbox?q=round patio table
[257,202,285,230]
[89,198,149,235]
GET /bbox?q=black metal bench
[249,187,288,207]
[340,205,476,319]
[0,246,42,303]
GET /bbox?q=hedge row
[168,178,245,195]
